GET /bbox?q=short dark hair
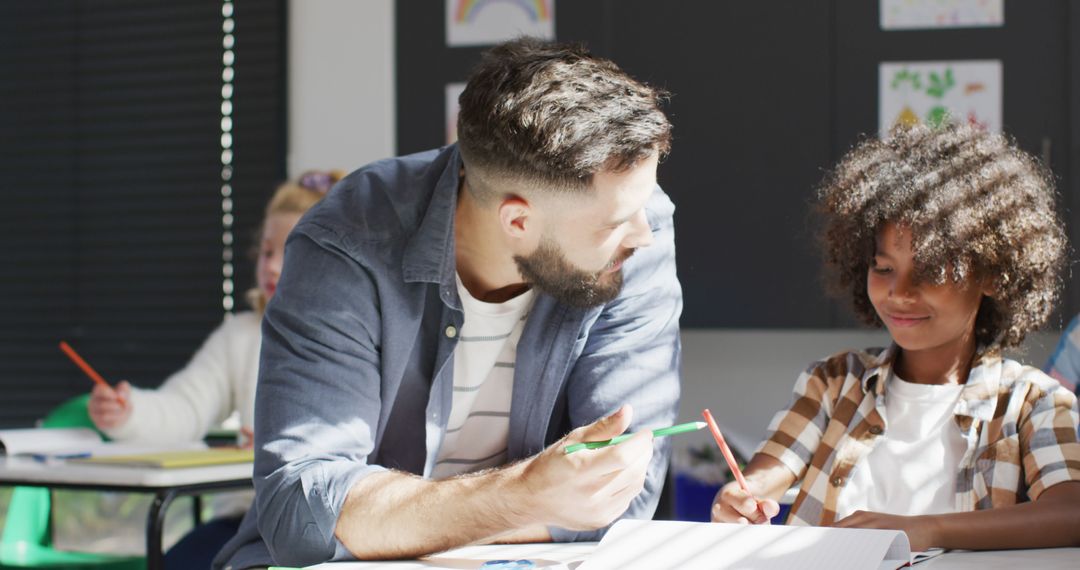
[457,37,672,201]
[816,122,1067,351]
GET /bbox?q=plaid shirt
[758,345,1080,526]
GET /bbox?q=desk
[923,548,1080,569]
[0,456,252,570]
[299,543,1080,569]
[303,543,595,569]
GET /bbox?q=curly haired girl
[711,123,1080,551]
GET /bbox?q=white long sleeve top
[104,311,261,444]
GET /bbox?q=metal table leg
[147,488,181,570]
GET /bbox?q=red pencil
[59,341,127,407]
[702,408,754,499]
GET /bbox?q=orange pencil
[702,408,755,500]
[59,341,127,407]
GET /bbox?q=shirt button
[445,325,457,338]
[832,476,845,487]
[869,425,883,435]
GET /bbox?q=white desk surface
[922,547,1080,569]
[301,543,1080,570]
[0,456,252,487]
[303,543,596,569]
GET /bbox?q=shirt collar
[859,342,1002,422]
[954,352,1003,421]
[860,344,898,397]
[401,146,463,298]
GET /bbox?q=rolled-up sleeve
[1020,383,1080,500]
[549,188,683,542]
[253,224,387,567]
[756,365,832,480]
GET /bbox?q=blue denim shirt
[214,145,682,569]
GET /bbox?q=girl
[711,123,1080,550]
[87,170,342,570]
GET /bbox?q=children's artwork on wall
[446,0,555,47]
[880,0,1003,30]
[445,82,467,144]
[879,60,1001,136]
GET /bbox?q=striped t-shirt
[431,275,534,479]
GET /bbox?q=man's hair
[457,37,672,202]
[816,122,1067,351]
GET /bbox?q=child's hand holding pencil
[59,340,135,430]
[712,481,780,525]
[87,380,133,430]
[703,408,780,525]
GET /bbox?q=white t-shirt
[835,372,967,520]
[431,275,534,479]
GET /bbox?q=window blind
[0,0,285,428]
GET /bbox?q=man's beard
[513,238,634,309]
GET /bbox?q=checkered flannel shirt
[758,345,1080,526]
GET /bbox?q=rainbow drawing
[454,0,551,23]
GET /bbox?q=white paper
[881,0,1004,30]
[879,60,1001,136]
[0,427,101,456]
[579,520,912,570]
[446,0,555,47]
[446,82,467,144]
[304,542,592,569]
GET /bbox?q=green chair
[0,394,145,570]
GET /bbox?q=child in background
[87,170,342,570]
[711,123,1080,550]
[1044,314,1080,394]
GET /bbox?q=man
[215,38,681,569]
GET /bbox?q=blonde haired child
[88,170,342,570]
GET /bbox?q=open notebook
[578,519,939,570]
[0,428,213,463]
[0,427,101,457]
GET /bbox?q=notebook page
[580,520,911,570]
[0,428,100,455]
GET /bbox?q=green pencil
[563,421,707,454]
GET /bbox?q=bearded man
[216,37,681,570]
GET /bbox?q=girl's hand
[88,381,133,430]
[711,481,780,524]
[833,510,936,551]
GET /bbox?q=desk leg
[147,489,180,570]
[193,494,203,527]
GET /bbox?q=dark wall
[397,0,1079,329]
[0,1,287,428]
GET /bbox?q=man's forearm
[334,461,540,559]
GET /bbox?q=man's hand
[833,510,936,551]
[335,403,656,560]
[711,481,780,524]
[519,404,653,531]
[87,380,133,430]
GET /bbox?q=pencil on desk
[59,340,127,407]
[564,421,706,454]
